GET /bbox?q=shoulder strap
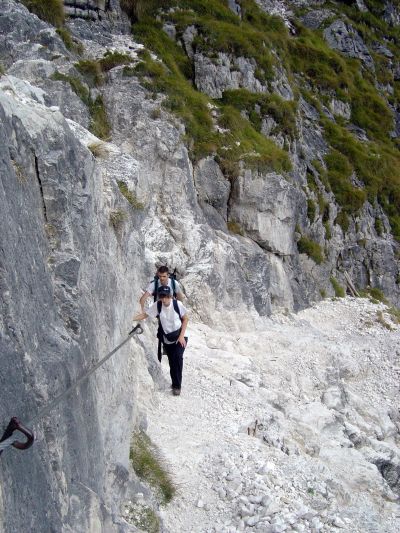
[171,277,177,298]
[157,300,162,317]
[153,276,158,302]
[170,268,177,298]
[173,299,182,321]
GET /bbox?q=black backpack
[156,299,182,362]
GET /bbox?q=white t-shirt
[146,300,187,344]
[145,278,182,298]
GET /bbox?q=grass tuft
[297,236,324,264]
[130,431,175,504]
[75,60,104,87]
[117,181,144,209]
[330,277,345,298]
[21,0,64,27]
[99,51,132,72]
[89,96,111,140]
[88,141,110,158]
[109,209,127,231]
[56,27,84,55]
[51,71,90,105]
[51,72,111,140]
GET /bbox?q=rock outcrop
[1,0,400,531]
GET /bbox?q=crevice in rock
[63,0,112,20]
[34,155,48,224]
[373,459,400,494]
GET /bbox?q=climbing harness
[0,324,143,457]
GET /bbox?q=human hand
[177,335,186,347]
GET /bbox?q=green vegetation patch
[89,96,111,140]
[324,149,366,215]
[120,0,161,21]
[288,22,395,137]
[51,72,111,140]
[75,60,104,87]
[133,48,290,173]
[307,198,317,223]
[388,306,400,324]
[99,51,132,72]
[51,72,90,105]
[289,25,352,93]
[130,431,175,504]
[56,28,84,55]
[130,1,291,175]
[359,286,388,304]
[322,120,400,238]
[109,209,127,231]
[297,236,324,264]
[221,89,297,138]
[21,0,64,27]
[330,276,345,298]
[127,0,400,240]
[117,181,144,209]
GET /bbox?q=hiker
[133,285,188,396]
[139,265,183,312]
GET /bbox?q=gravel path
[146,298,400,533]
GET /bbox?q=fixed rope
[0,324,143,457]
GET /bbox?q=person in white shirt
[139,266,183,312]
[133,285,188,396]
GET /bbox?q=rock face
[229,170,299,257]
[384,1,400,26]
[63,0,111,20]
[0,72,150,532]
[0,0,400,531]
[194,53,267,98]
[323,19,375,71]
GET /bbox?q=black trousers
[164,338,188,390]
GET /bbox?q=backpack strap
[153,276,159,302]
[156,299,163,362]
[173,299,181,320]
[170,268,177,298]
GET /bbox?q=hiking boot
[172,388,181,396]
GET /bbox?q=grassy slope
[125,0,400,238]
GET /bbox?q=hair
[157,266,169,274]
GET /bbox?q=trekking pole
[0,324,143,457]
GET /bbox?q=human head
[157,284,172,304]
[157,265,169,285]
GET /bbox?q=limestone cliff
[0,1,399,531]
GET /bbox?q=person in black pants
[133,285,188,396]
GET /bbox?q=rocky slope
[0,1,399,532]
[146,298,400,533]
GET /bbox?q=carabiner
[0,417,34,453]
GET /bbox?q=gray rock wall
[0,37,148,533]
[1,0,400,531]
